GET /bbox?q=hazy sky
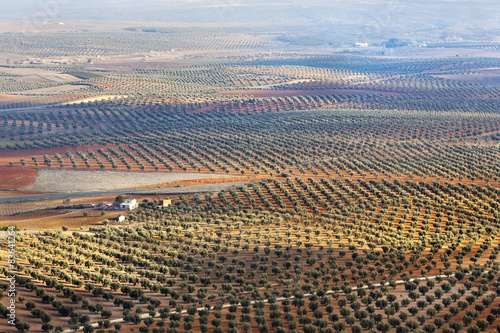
[1,0,499,33]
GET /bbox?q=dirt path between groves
[64,271,481,333]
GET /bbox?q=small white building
[120,198,137,211]
[117,215,126,222]
[355,42,369,47]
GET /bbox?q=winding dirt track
[63,271,479,333]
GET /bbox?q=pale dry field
[15,84,88,94]
[0,67,62,76]
[7,75,53,83]
[24,169,240,193]
[52,73,81,81]
[61,95,126,104]
[433,67,500,85]
[0,93,29,104]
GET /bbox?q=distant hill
[1,1,498,44]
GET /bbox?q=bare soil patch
[0,67,61,76]
[0,167,37,190]
[0,93,29,104]
[24,169,241,193]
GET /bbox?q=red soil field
[0,143,259,176]
[0,144,110,165]
[0,167,37,190]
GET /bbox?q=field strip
[0,181,256,205]
[63,270,484,333]
[24,169,242,193]
[10,84,89,94]
[60,95,127,105]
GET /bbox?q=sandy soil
[24,169,240,193]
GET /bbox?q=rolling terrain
[1,24,500,333]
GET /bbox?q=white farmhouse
[120,198,137,210]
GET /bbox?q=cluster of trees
[6,198,500,331]
[4,36,500,332]
[3,108,498,187]
[2,50,500,153]
[0,31,274,59]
